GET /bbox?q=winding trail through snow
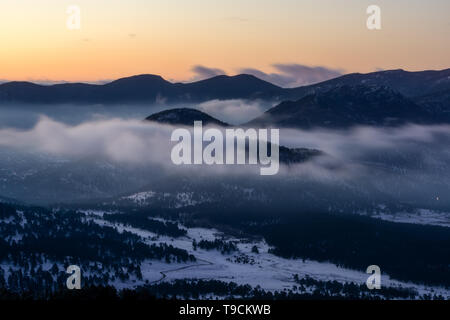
[149,258,213,284]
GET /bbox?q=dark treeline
[291,275,430,300]
[0,203,195,297]
[1,279,446,301]
[0,204,194,264]
[102,212,187,237]
[194,239,238,254]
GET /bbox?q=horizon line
[1,67,449,89]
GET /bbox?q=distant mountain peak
[249,84,440,128]
[192,73,281,88]
[145,108,229,126]
[106,74,170,85]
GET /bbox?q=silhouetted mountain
[179,74,283,101]
[0,74,283,104]
[248,85,443,128]
[99,74,174,103]
[1,69,448,123]
[415,88,450,116]
[286,68,450,99]
[145,108,229,126]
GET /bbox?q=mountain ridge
[1,68,448,106]
[0,73,283,104]
[247,84,448,128]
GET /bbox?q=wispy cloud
[0,118,449,206]
[189,65,227,81]
[196,99,273,125]
[240,64,343,87]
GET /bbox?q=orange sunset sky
[0,0,449,83]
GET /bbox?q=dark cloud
[240,64,344,88]
[190,65,227,81]
[239,68,294,88]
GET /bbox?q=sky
[0,0,449,83]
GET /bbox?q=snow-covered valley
[83,210,450,298]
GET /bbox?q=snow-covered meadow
[82,210,450,298]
